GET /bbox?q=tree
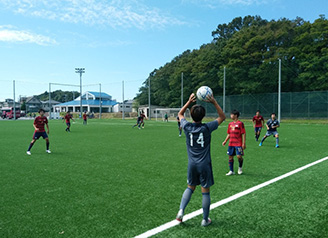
[135,16,328,107]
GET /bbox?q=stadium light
[75,68,85,118]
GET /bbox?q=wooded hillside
[37,90,80,102]
[135,15,328,107]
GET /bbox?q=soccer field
[0,118,327,238]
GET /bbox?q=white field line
[134,156,328,238]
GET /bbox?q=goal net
[154,108,191,121]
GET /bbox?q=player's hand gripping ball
[196,86,213,101]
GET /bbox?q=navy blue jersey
[267,119,280,131]
[180,118,219,165]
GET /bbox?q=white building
[113,100,135,113]
[53,91,117,113]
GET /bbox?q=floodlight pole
[75,68,85,118]
[278,59,281,122]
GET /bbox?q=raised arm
[178,93,196,121]
[206,94,226,125]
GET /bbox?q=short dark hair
[38,108,45,113]
[256,110,260,113]
[271,112,276,116]
[191,105,205,122]
[231,109,240,118]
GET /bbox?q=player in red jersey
[26,109,50,155]
[83,112,87,125]
[252,110,264,141]
[140,112,146,128]
[222,110,246,175]
[63,111,75,132]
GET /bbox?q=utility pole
[13,80,16,120]
[99,83,102,119]
[75,68,85,118]
[49,83,51,119]
[181,72,184,108]
[223,67,226,113]
[278,59,281,122]
[148,77,151,120]
[122,81,125,120]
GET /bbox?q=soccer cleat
[201,218,212,227]
[276,144,279,148]
[176,209,184,223]
[26,151,31,155]
[259,142,262,146]
[238,167,243,175]
[46,150,51,154]
[226,171,235,176]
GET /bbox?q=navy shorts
[66,122,71,127]
[265,131,279,137]
[227,146,244,156]
[33,132,48,140]
[255,127,262,133]
[187,162,214,188]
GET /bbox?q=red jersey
[252,115,264,127]
[227,120,246,147]
[83,114,87,120]
[140,114,145,122]
[64,114,72,123]
[34,116,48,132]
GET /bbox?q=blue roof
[87,91,111,99]
[56,99,117,107]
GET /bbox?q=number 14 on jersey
[189,132,204,147]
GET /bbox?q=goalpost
[154,108,191,121]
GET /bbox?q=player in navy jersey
[222,110,246,175]
[26,109,50,155]
[132,112,145,129]
[259,113,280,148]
[176,93,225,227]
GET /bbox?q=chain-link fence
[200,91,328,119]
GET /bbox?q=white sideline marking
[134,156,328,238]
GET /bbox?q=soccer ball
[196,86,213,101]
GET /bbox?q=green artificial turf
[0,118,327,237]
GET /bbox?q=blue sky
[0,0,327,102]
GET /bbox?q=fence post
[290,92,292,118]
[308,92,310,118]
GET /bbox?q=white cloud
[182,0,269,8]
[0,25,57,45]
[0,0,186,29]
